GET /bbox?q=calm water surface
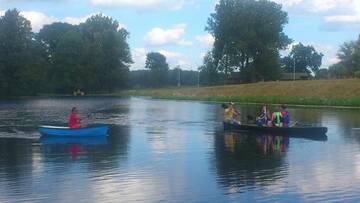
[1,97,360,202]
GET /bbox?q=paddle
[247,115,255,121]
[289,121,298,127]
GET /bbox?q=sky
[0,0,359,70]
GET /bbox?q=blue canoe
[39,124,109,137]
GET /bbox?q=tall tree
[206,0,291,82]
[80,14,132,92]
[0,9,47,96]
[145,52,169,87]
[327,35,360,78]
[51,30,85,93]
[281,43,323,75]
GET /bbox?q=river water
[0,97,360,202]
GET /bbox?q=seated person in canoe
[268,105,292,127]
[68,107,85,128]
[256,106,270,126]
[280,105,290,127]
[222,102,241,124]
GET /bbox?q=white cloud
[131,48,147,70]
[195,34,214,46]
[325,15,360,23]
[312,43,339,68]
[0,11,126,32]
[158,49,190,68]
[130,48,190,70]
[89,0,192,10]
[144,23,192,46]
[273,0,360,31]
[20,11,57,32]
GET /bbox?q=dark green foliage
[0,9,48,96]
[315,69,329,79]
[330,35,360,78]
[145,52,169,87]
[0,10,132,96]
[205,0,291,83]
[129,69,200,88]
[281,43,323,75]
[199,51,222,85]
[38,22,76,54]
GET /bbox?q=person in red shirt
[68,107,83,128]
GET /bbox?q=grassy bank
[118,79,360,108]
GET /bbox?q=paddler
[222,102,241,124]
[256,106,269,126]
[68,107,83,128]
[281,104,290,127]
[271,106,283,127]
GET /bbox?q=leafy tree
[0,9,47,96]
[315,68,329,79]
[328,63,347,79]
[145,52,169,87]
[281,43,323,75]
[328,35,360,78]
[199,51,222,85]
[51,30,85,93]
[206,0,291,82]
[38,22,76,54]
[80,14,132,92]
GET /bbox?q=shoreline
[120,95,360,109]
[2,93,360,109]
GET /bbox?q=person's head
[261,105,267,112]
[71,107,78,113]
[281,104,287,111]
[222,103,228,109]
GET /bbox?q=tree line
[1,1,360,96]
[0,9,131,96]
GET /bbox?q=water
[0,97,360,202]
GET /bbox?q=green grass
[117,79,360,108]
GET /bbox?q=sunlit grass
[118,79,360,107]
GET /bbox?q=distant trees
[329,35,360,78]
[281,43,323,75]
[145,52,169,87]
[0,9,132,96]
[205,0,292,83]
[199,51,222,85]
[38,14,132,93]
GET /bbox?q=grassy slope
[119,79,360,107]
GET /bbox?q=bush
[355,71,360,78]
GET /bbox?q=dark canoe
[224,122,328,135]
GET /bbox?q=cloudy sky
[0,0,359,70]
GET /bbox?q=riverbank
[117,79,360,108]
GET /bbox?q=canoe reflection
[40,136,108,160]
[255,134,289,155]
[214,131,288,191]
[40,136,108,146]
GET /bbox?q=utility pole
[177,67,181,87]
[197,70,200,88]
[293,57,296,81]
